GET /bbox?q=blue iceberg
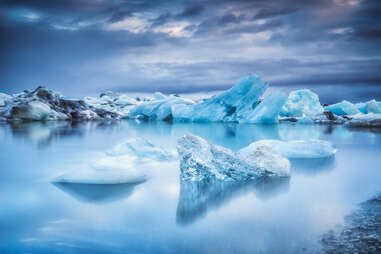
[173,74,268,122]
[325,100,360,116]
[240,92,287,124]
[281,89,324,117]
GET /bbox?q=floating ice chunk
[325,100,360,116]
[54,167,147,184]
[239,139,336,159]
[240,92,287,124]
[107,137,177,161]
[366,100,381,114]
[281,89,324,117]
[354,100,381,114]
[187,74,268,122]
[53,137,175,184]
[177,134,265,181]
[243,145,290,177]
[177,134,289,181]
[128,97,194,120]
[345,113,381,127]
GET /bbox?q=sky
[1,0,381,102]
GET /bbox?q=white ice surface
[239,139,336,159]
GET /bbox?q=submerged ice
[177,134,290,181]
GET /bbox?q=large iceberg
[239,139,336,159]
[281,89,324,117]
[325,100,360,116]
[240,92,287,124]
[173,74,268,122]
[177,134,290,181]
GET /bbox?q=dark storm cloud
[0,0,381,99]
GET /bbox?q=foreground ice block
[240,92,287,124]
[281,89,324,117]
[239,139,336,159]
[177,134,290,181]
[325,100,360,116]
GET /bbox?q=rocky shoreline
[321,194,381,254]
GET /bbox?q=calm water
[1,121,381,254]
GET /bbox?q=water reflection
[290,157,336,176]
[4,121,118,149]
[53,182,143,204]
[176,177,290,225]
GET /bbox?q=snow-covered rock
[281,89,324,117]
[240,92,287,124]
[177,134,290,181]
[325,100,360,116]
[239,139,336,159]
[84,91,137,118]
[345,113,381,127]
[1,87,119,121]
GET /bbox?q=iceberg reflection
[176,177,289,225]
[290,157,336,176]
[53,182,143,204]
[5,121,118,149]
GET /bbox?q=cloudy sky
[1,0,381,102]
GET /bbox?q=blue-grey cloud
[0,0,380,101]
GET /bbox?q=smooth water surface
[1,121,381,253]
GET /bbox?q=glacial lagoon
[1,120,381,253]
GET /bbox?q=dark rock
[321,194,381,254]
[324,111,336,121]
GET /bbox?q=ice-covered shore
[1,74,381,127]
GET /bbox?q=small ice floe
[106,137,177,161]
[177,134,290,181]
[53,137,175,184]
[239,139,336,159]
